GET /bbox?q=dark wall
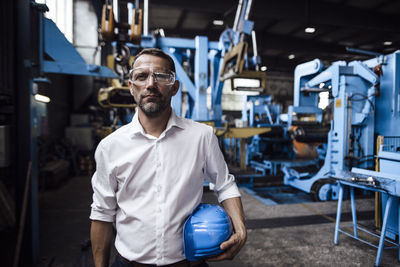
[47,74,73,140]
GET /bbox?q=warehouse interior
[1,0,400,266]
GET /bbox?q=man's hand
[207,228,247,261]
[208,197,247,261]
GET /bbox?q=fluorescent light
[34,94,51,103]
[288,54,295,60]
[261,66,267,71]
[319,83,325,89]
[305,27,315,33]
[213,20,224,26]
[383,41,392,46]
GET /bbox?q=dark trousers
[111,253,209,267]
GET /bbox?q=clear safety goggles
[129,68,176,86]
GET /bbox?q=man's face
[128,54,179,117]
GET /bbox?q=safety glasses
[129,68,176,86]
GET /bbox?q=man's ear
[171,80,180,96]
[128,80,135,96]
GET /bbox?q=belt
[118,253,205,267]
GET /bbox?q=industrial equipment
[236,95,289,171]
[271,55,381,201]
[331,51,400,266]
[97,0,266,126]
[98,86,135,108]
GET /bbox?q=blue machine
[242,95,281,127]
[103,0,260,124]
[277,55,380,201]
[332,51,400,266]
[239,95,290,171]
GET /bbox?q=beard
[136,87,171,117]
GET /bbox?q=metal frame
[43,18,117,78]
[281,58,379,200]
[334,181,400,266]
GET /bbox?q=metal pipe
[346,47,383,57]
[244,0,253,20]
[233,0,244,32]
[251,30,257,57]
[144,0,149,36]
[346,92,352,162]
[251,30,259,70]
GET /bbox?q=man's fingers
[206,231,247,261]
[207,246,237,261]
[207,235,243,261]
[220,235,236,250]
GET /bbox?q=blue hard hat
[183,203,233,261]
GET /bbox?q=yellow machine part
[219,41,248,81]
[98,86,136,108]
[100,3,114,41]
[219,41,266,92]
[130,8,143,44]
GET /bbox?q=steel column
[193,36,209,120]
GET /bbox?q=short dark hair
[131,48,176,73]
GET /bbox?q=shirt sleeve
[204,128,241,203]
[90,141,118,222]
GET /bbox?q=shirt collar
[130,109,185,139]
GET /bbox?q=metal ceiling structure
[143,0,400,73]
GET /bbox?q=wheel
[312,180,337,201]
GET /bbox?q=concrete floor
[37,175,400,267]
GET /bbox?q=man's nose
[146,73,156,87]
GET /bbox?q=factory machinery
[282,56,380,201]
[247,51,400,205]
[97,0,400,263]
[243,51,400,264]
[331,52,400,266]
[98,0,265,125]
[98,0,277,172]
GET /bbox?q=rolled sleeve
[90,141,118,222]
[204,129,241,203]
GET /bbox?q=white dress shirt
[90,110,240,265]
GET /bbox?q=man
[90,48,247,267]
